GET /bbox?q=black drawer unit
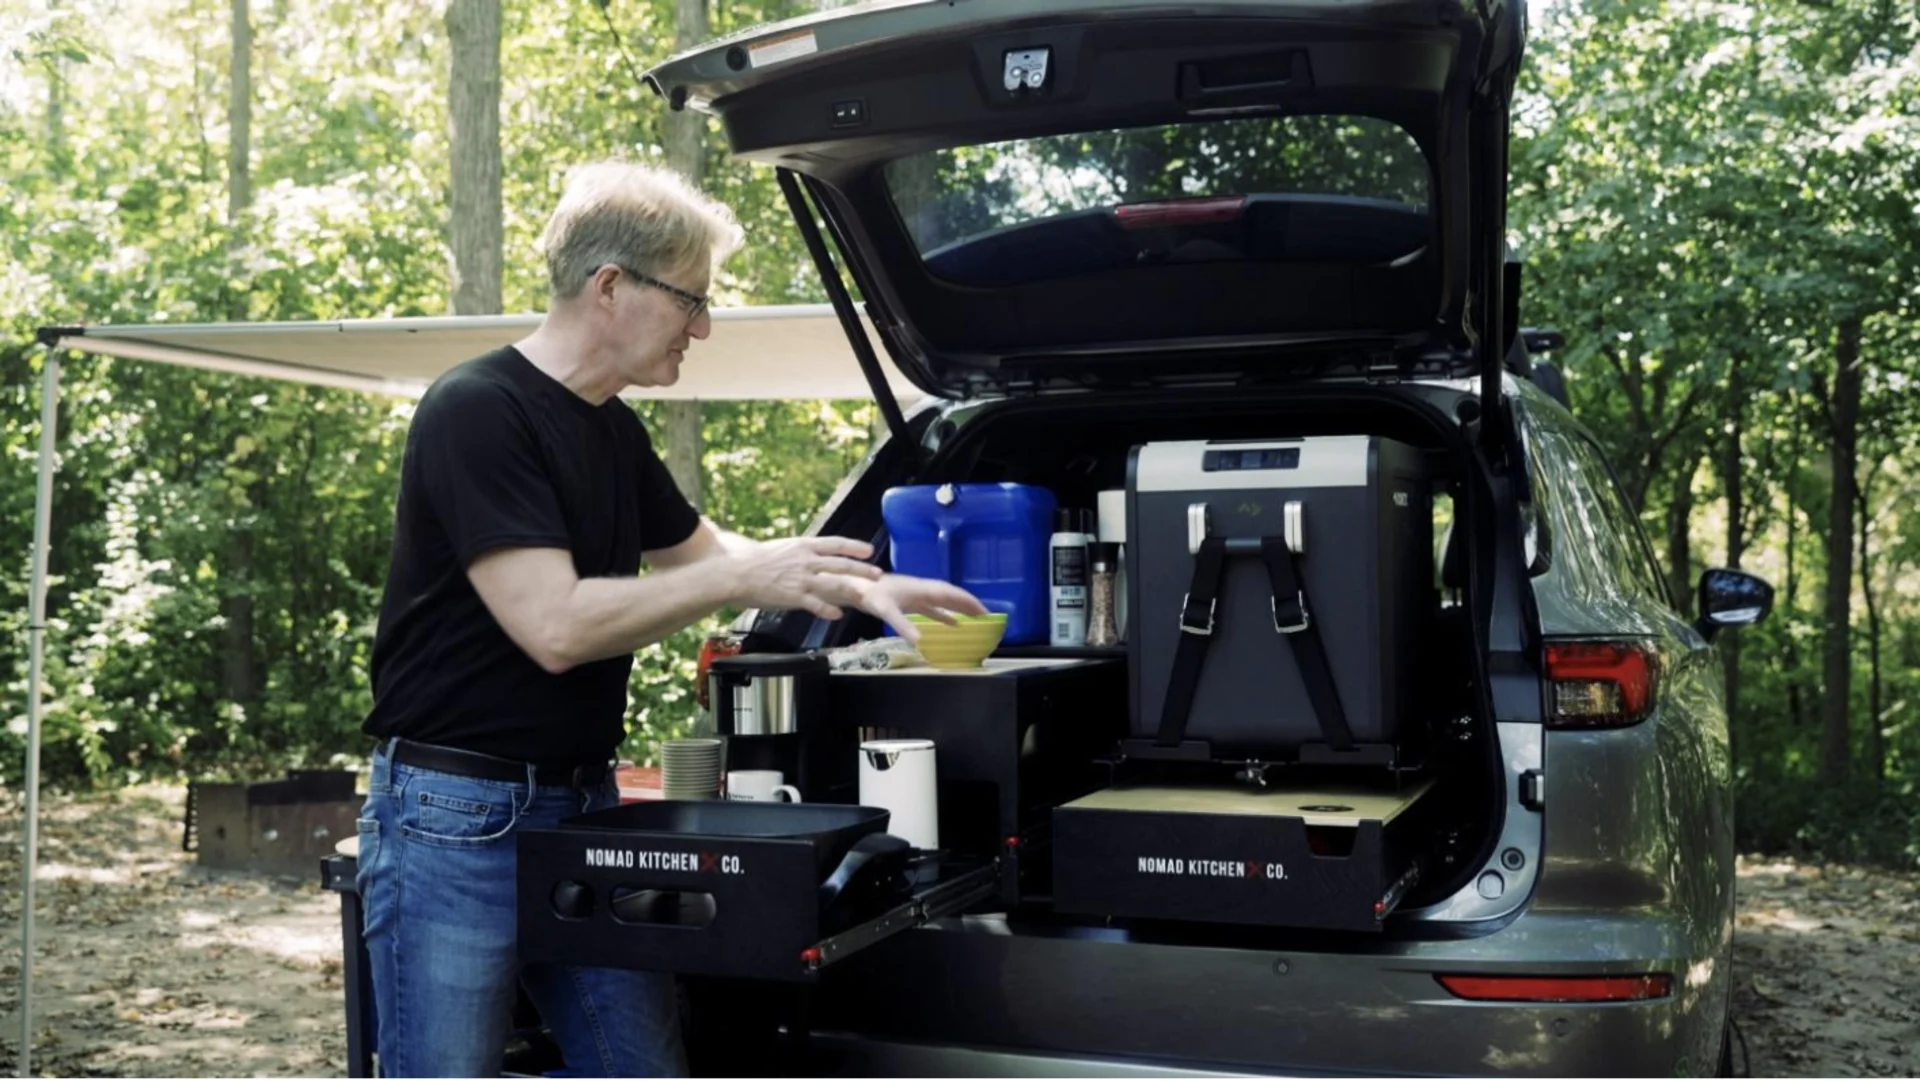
[1052,778,1436,933]
[826,657,1128,903]
[516,800,996,983]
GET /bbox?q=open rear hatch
[646,0,1525,435]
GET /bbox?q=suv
[650,1,1773,1074]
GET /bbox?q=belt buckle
[569,760,612,789]
[1179,592,1216,636]
[1272,592,1311,634]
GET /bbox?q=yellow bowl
[907,613,1008,670]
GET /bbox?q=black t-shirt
[362,347,701,763]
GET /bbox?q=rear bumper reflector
[1435,974,1673,1003]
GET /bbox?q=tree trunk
[447,0,503,316]
[222,0,260,719]
[1664,452,1698,617]
[46,0,66,158]
[228,0,251,234]
[221,530,258,713]
[48,62,65,155]
[659,0,709,511]
[1783,398,1803,729]
[663,401,705,513]
[1721,359,1744,737]
[1856,479,1884,789]
[1817,318,1862,787]
[665,0,708,189]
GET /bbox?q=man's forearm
[483,532,883,673]
[547,559,741,670]
[707,519,763,557]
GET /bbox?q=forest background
[2,0,1917,866]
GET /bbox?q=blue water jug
[882,483,1056,646]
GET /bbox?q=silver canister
[706,653,828,737]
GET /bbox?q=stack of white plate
[660,738,724,800]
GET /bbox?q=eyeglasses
[612,263,710,324]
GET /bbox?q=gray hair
[538,161,743,299]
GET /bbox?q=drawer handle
[609,887,718,929]
[551,880,596,920]
[819,833,912,929]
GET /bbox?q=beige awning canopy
[39,303,921,402]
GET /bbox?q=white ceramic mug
[726,770,801,803]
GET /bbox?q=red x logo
[1246,860,1262,878]
[699,852,718,874]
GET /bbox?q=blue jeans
[356,742,686,1077]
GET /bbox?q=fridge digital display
[1203,447,1301,472]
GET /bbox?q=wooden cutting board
[1063,777,1435,827]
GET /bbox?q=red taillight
[1436,974,1672,1003]
[1544,640,1658,728]
[1113,195,1246,230]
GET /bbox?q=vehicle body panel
[807,903,1724,1076]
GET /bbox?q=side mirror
[1696,568,1774,640]
[1521,328,1567,354]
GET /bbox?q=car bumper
[802,910,1727,1077]
[802,1032,1330,1077]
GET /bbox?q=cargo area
[862,387,1514,923]
[512,384,1525,1006]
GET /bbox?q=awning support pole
[18,350,59,1079]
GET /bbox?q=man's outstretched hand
[726,536,883,620]
[725,535,987,642]
[851,574,989,645]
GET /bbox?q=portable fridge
[1125,436,1433,762]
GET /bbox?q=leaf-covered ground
[0,786,346,1077]
[2,785,1916,1077]
[1729,857,1920,1077]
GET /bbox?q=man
[355,161,985,1077]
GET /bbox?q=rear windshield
[884,115,1430,286]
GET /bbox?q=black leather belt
[391,739,612,788]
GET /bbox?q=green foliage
[1736,774,1920,869]
[2,0,1917,876]
[1513,0,1920,865]
[0,0,854,788]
